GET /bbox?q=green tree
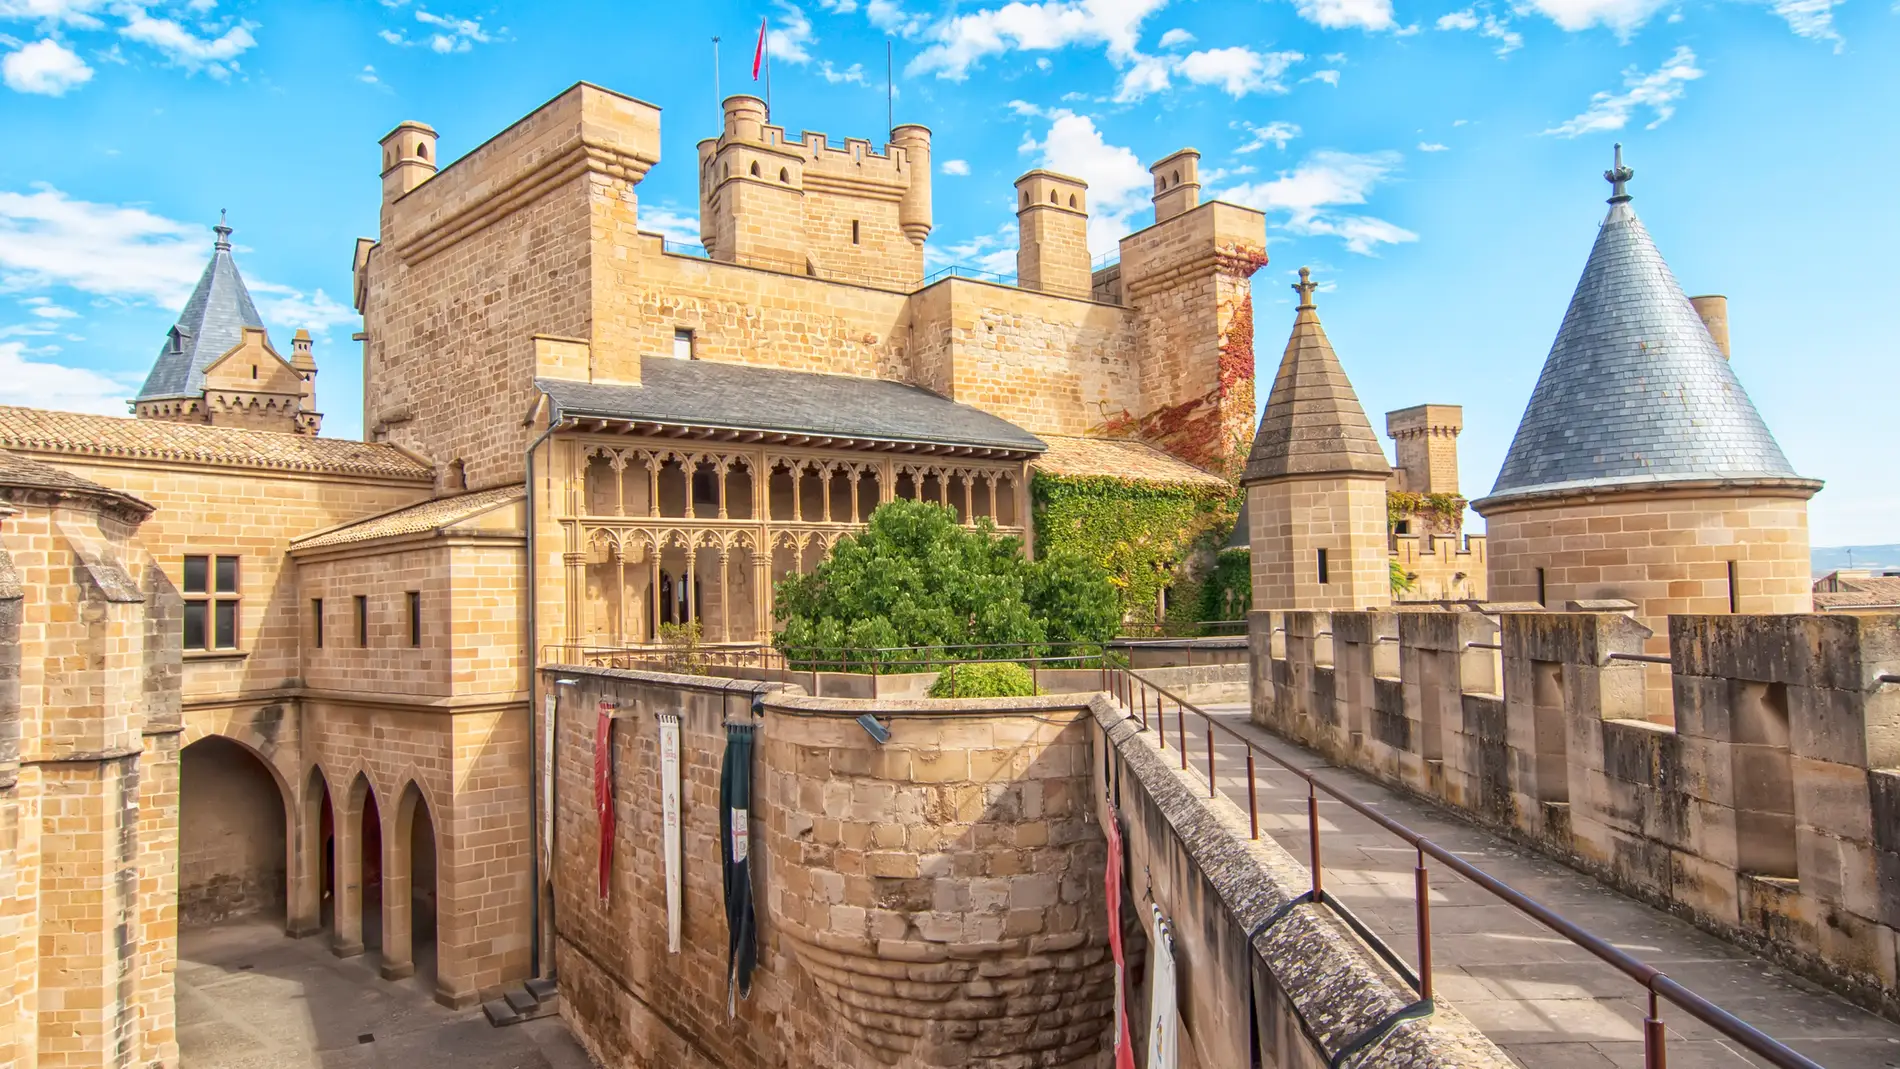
[774,499,1119,670]
[1390,558,1417,596]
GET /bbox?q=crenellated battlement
[1249,607,1900,1012]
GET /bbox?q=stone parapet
[1248,607,1900,1014]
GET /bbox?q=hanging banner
[1146,904,1178,1069]
[658,711,683,954]
[1104,800,1136,1069]
[594,700,617,900]
[720,722,757,1017]
[542,692,557,867]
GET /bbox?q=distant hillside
[1813,545,1900,576]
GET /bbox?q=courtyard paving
[177,919,597,1069]
[1196,702,1900,1068]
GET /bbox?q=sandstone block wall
[545,665,1116,1068]
[179,735,288,924]
[1249,608,1900,1014]
[1249,476,1391,612]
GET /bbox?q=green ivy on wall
[1031,472,1240,630]
[1387,490,1466,531]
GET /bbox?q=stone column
[849,467,861,524]
[288,777,325,938]
[683,548,697,627]
[986,474,998,521]
[717,461,730,519]
[821,466,835,523]
[717,551,731,643]
[646,455,660,518]
[755,555,774,644]
[611,454,627,517]
[792,466,804,522]
[379,805,415,980]
[332,795,366,958]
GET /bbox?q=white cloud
[818,60,867,83]
[1007,98,1051,117]
[1176,46,1302,96]
[865,0,922,33]
[23,296,77,317]
[1519,0,1668,35]
[1436,7,1522,55]
[1291,0,1394,31]
[1418,141,1448,151]
[767,1,815,64]
[1542,45,1702,137]
[381,8,494,52]
[1452,117,1469,125]
[1024,110,1152,254]
[1219,150,1418,254]
[248,284,354,336]
[940,158,972,175]
[928,223,1017,275]
[1322,50,1348,62]
[820,0,858,11]
[2,37,91,94]
[1157,26,1194,47]
[638,204,704,246]
[1770,0,1844,48]
[117,7,254,77]
[358,63,379,83]
[0,340,139,415]
[1112,52,1171,100]
[907,0,1168,80]
[1305,68,1340,85]
[0,0,109,28]
[1234,119,1301,152]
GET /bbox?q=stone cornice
[1471,475,1825,516]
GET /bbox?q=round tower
[1473,146,1820,637]
[890,123,934,247]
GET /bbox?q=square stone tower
[1014,169,1092,299]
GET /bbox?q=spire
[1242,267,1390,484]
[1604,143,1633,205]
[1477,150,1815,507]
[134,215,266,404]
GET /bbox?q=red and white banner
[658,712,683,953]
[751,17,766,80]
[1105,801,1137,1069]
[594,700,616,900]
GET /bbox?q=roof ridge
[1242,268,1390,484]
[0,405,433,480]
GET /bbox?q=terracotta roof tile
[292,484,524,550]
[0,406,433,480]
[1033,434,1231,490]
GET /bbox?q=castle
[0,72,1822,1068]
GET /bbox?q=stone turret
[1242,268,1392,611]
[1150,148,1201,224]
[380,120,438,201]
[1014,169,1091,299]
[1473,145,1819,629]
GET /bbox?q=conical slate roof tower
[136,215,267,404]
[1480,146,1810,504]
[1242,269,1391,611]
[1474,146,1819,624]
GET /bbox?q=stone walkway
[177,919,597,1069]
[1189,703,1900,1069]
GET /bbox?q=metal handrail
[661,239,710,259]
[1102,665,1825,1069]
[543,640,1133,696]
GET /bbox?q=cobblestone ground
[177,919,596,1069]
[1195,703,1900,1069]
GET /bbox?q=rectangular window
[354,595,369,647]
[1727,560,1740,613]
[312,599,324,649]
[1317,548,1330,585]
[182,554,240,651]
[672,328,693,360]
[851,219,861,245]
[1536,567,1548,607]
[407,591,422,647]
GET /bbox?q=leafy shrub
[774,499,1118,670]
[928,662,1037,698]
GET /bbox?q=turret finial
[1293,266,1318,310]
[1604,143,1634,204]
[213,209,233,251]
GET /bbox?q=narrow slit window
[312,599,324,649]
[1317,548,1330,585]
[355,595,369,647]
[407,591,422,647]
[1536,567,1548,607]
[1727,560,1739,613]
[851,219,860,245]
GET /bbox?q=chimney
[1690,294,1730,359]
[1150,148,1201,224]
[1014,169,1091,299]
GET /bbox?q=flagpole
[712,36,721,119]
[765,32,772,119]
[886,39,893,132]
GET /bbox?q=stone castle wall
[545,666,1115,1068]
[1249,607,1900,1013]
[1248,476,1391,612]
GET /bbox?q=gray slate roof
[1481,181,1812,506]
[1243,270,1391,485]
[538,357,1047,455]
[136,223,266,402]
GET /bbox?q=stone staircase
[482,976,560,1027]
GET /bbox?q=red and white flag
[751,16,767,80]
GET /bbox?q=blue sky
[1,0,1894,545]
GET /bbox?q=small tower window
[1068,194,1077,208]
[779,167,790,183]
[250,364,257,379]
[750,162,761,177]
[851,220,860,245]
[1172,169,1180,185]
[417,142,429,160]
[1020,191,1029,206]
[1317,548,1330,585]
[1049,190,1058,203]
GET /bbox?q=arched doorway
[179,735,288,927]
[381,782,440,983]
[361,784,384,956]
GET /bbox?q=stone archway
[290,767,335,938]
[380,781,440,982]
[332,773,380,959]
[178,735,289,927]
